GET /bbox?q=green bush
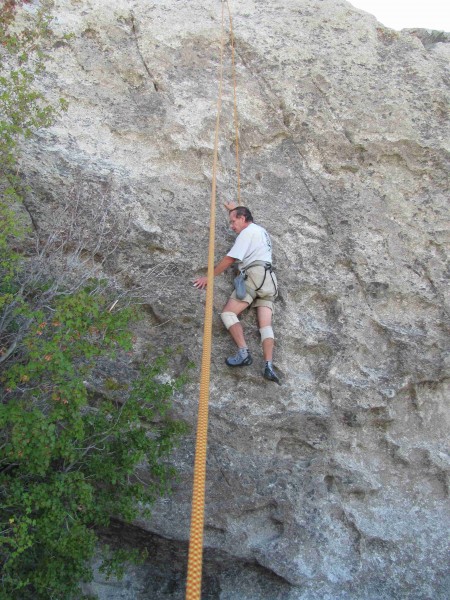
[0,3,189,598]
[0,304,189,598]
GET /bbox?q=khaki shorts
[230,265,278,312]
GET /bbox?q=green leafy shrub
[0,3,190,598]
[0,304,188,598]
[0,0,68,181]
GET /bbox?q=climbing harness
[185,2,241,599]
[240,261,278,299]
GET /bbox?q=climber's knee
[259,326,274,342]
[221,311,239,330]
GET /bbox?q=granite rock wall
[19,1,449,598]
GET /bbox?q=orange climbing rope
[225,0,242,206]
[185,1,242,598]
[184,2,226,599]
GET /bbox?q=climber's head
[229,206,253,233]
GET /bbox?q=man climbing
[194,204,280,383]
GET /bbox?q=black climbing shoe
[263,363,280,384]
[225,349,253,367]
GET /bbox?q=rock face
[21,0,449,598]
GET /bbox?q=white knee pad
[221,311,239,330]
[259,326,274,342]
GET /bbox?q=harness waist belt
[241,260,272,273]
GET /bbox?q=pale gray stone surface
[20,0,449,598]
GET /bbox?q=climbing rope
[185,2,226,599]
[225,0,242,206]
[185,1,242,597]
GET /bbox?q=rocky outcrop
[20,0,449,598]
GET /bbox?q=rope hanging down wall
[185,1,241,598]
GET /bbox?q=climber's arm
[193,255,235,290]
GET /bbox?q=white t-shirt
[227,223,272,269]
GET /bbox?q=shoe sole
[264,375,280,384]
